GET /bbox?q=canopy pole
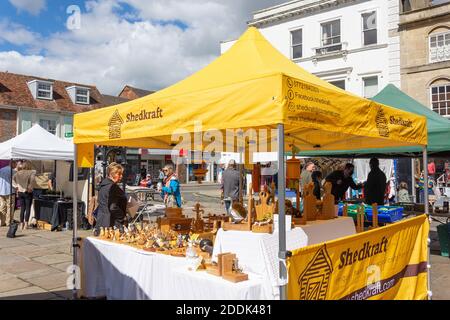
[72,144,79,300]
[411,159,417,203]
[277,124,287,300]
[423,146,432,300]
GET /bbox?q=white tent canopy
[0,124,74,160]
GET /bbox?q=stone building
[399,0,450,118]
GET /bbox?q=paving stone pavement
[0,206,448,300]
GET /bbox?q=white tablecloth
[299,217,356,245]
[212,228,308,299]
[211,217,356,299]
[81,237,265,300]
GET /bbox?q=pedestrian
[140,174,153,188]
[95,162,127,233]
[221,160,240,215]
[12,160,35,230]
[398,182,410,203]
[311,170,323,200]
[364,158,387,206]
[427,160,436,181]
[159,164,182,207]
[0,160,17,227]
[140,165,147,181]
[301,161,315,189]
[325,163,363,204]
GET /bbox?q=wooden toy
[222,184,253,232]
[206,252,229,276]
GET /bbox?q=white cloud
[0,0,285,95]
[0,19,40,46]
[9,0,46,16]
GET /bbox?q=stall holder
[72,27,428,299]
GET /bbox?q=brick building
[0,71,108,142]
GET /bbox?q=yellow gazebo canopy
[73,27,427,167]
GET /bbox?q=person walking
[364,158,387,206]
[0,160,17,227]
[159,164,182,207]
[95,162,127,233]
[221,160,240,214]
[12,160,35,230]
[325,163,363,204]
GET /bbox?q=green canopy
[298,84,450,158]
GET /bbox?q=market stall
[0,124,77,229]
[72,27,428,300]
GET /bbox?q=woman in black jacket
[95,162,127,233]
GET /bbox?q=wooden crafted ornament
[318,182,335,220]
[192,203,205,233]
[222,183,253,232]
[303,183,318,221]
[206,252,229,276]
[254,189,276,221]
[221,253,248,283]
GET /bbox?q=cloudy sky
[0,0,286,95]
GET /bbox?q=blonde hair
[107,162,124,178]
[21,160,33,171]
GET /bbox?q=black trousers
[18,192,33,223]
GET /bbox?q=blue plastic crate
[337,204,403,223]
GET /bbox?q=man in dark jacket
[221,160,240,214]
[326,163,363,204]
[96,163,127,233]
[364,158,387,205]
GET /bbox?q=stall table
[212,217,356,299]
[81,237,266,300]
[34,198,85,230]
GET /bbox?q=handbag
[7,220,19,238]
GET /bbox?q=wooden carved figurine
[318,182,335,220]
[303,183,317,221]
[99,227,105,238]
[192,202,205,233]
[255,187,276,221]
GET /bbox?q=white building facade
[221,0,401,98]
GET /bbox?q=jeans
[224,199,233,215]
[18,192,33,223]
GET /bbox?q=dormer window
[27,80,53,100]
[66,85,90,105]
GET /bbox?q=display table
[34,198,85,230]
[81,237,266,300]
[212,228,308,299]
[300,217,356,245]
[212,217,356,299]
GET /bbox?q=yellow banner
[287,215,429,300]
